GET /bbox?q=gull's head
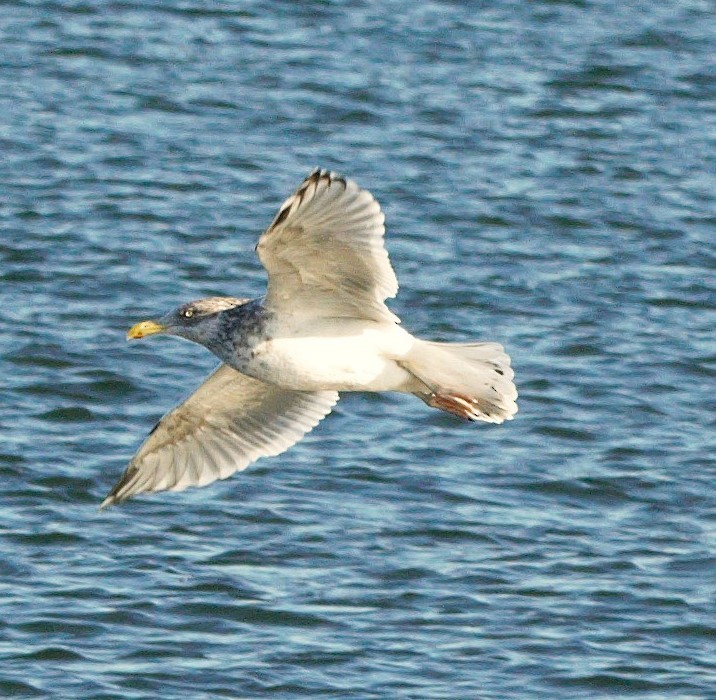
[127,297,248,344]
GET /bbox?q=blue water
[2,0,715,697]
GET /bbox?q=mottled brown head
[127,297,250,340]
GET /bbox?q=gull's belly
[240,324,416,392]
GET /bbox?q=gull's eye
[182,308,195,319]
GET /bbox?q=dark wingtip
[99,464,140,510]
[98,495,116,511]
[306,168,346,189]
[268,168,348,232]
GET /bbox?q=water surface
[1,0,715,698]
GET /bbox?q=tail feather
[402,341,517,423]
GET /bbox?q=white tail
[401,341,518,423]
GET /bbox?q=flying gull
[102,169,517,508]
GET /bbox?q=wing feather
[256,169,399,323]
[101,364,338,508]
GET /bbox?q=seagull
[101,169,517,508]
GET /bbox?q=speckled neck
[207,297,272,366]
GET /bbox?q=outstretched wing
[256,169,399,323]
[101,364,339,508]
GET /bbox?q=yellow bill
[127,320,166,340]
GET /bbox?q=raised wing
[101,364,338,508]
[256,169,399,323]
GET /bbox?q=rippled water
[2,0,715,697]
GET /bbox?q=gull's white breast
[243,319,417,392]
